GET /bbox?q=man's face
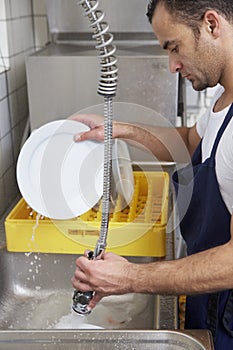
[151,3,223,91]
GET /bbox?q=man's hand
[68,114,105,142]
[71,251,132,310]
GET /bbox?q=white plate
[17,120,104,219]
[112,139,134,205]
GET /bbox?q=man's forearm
[129,241,233,295]
[116,123,192,163]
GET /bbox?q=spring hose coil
[78,0,118,97]
[72,0,116,315]
[94,96,113,257]
[78,0,116,256]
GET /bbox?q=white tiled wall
[0,0,49,218]
[0,0,9,68]
[32,0,49,49]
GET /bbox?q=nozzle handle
[72,251,94,315]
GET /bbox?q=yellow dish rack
[5,171,169,257]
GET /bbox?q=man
[71,1,233,348]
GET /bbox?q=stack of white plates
[17,120,134,220]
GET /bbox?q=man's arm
[72,214,233,309]
[131,215,233,295]
[69,114,201,162]
[120,123,201,162]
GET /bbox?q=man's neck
[214,90,233,112]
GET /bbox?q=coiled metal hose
[77,0,118,97]
[72,0,118,314]
[77,0,118,257]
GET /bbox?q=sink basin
[0,247,214,349]
[0,248,155,330]
[0,330,213,350]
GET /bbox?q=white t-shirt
[196,86,233,214]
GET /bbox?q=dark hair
[147,0,233,37]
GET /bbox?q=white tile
[6,56,17,93]
[6,19,13,56]
[12,117,28,159]
[12,122,22,160]
[0,98,11,137]
[11,18,24,53]
[34,16,49,48]
[17,84,28,118]
[14,52,27,87]
[3,164,19,207]
[19,0,32,17]
[22,17,34,51]
[11,17,33,54]
[0,21,10,61]
[5,16,34,57]
[10,0,21,18]
[6,0,32,19]
[0,72,7,100]
[11,17,34,54]
[10,0,32,18]
[9,86,28,129]
[0,0,6,20]
[0,133,13,175]
[0,175,7,216]
[4,0,11,19]
[33,0,47,15]
[9,90,18,127]
[0,56,9,68]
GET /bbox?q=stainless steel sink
[0,247,214,349]
[0,247,155,330]
[0,330,214,350]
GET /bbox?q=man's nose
[169,57,182,74]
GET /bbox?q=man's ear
[203,10,221,38]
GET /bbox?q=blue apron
[172,103,233,349]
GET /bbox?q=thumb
[88,293,103,310]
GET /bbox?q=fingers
[68,114,132,144]
[73,256,91,279]
[71,275,103,311]
[71,250,131,313]
[73,127,105,142]
[71,276,92,292]
[71,253,103,311]
[85,250,95,260]
[68,113,105,142]
[71,255,98,292]
[73,131,86,142]
[88,293,102,309]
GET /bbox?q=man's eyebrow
[163,40,176,50]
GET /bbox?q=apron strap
[207,292,220,342]
[210,103,233,158]
[207,290,233,341]
[223,290,233,337]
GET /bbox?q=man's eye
[171,46,179,53]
